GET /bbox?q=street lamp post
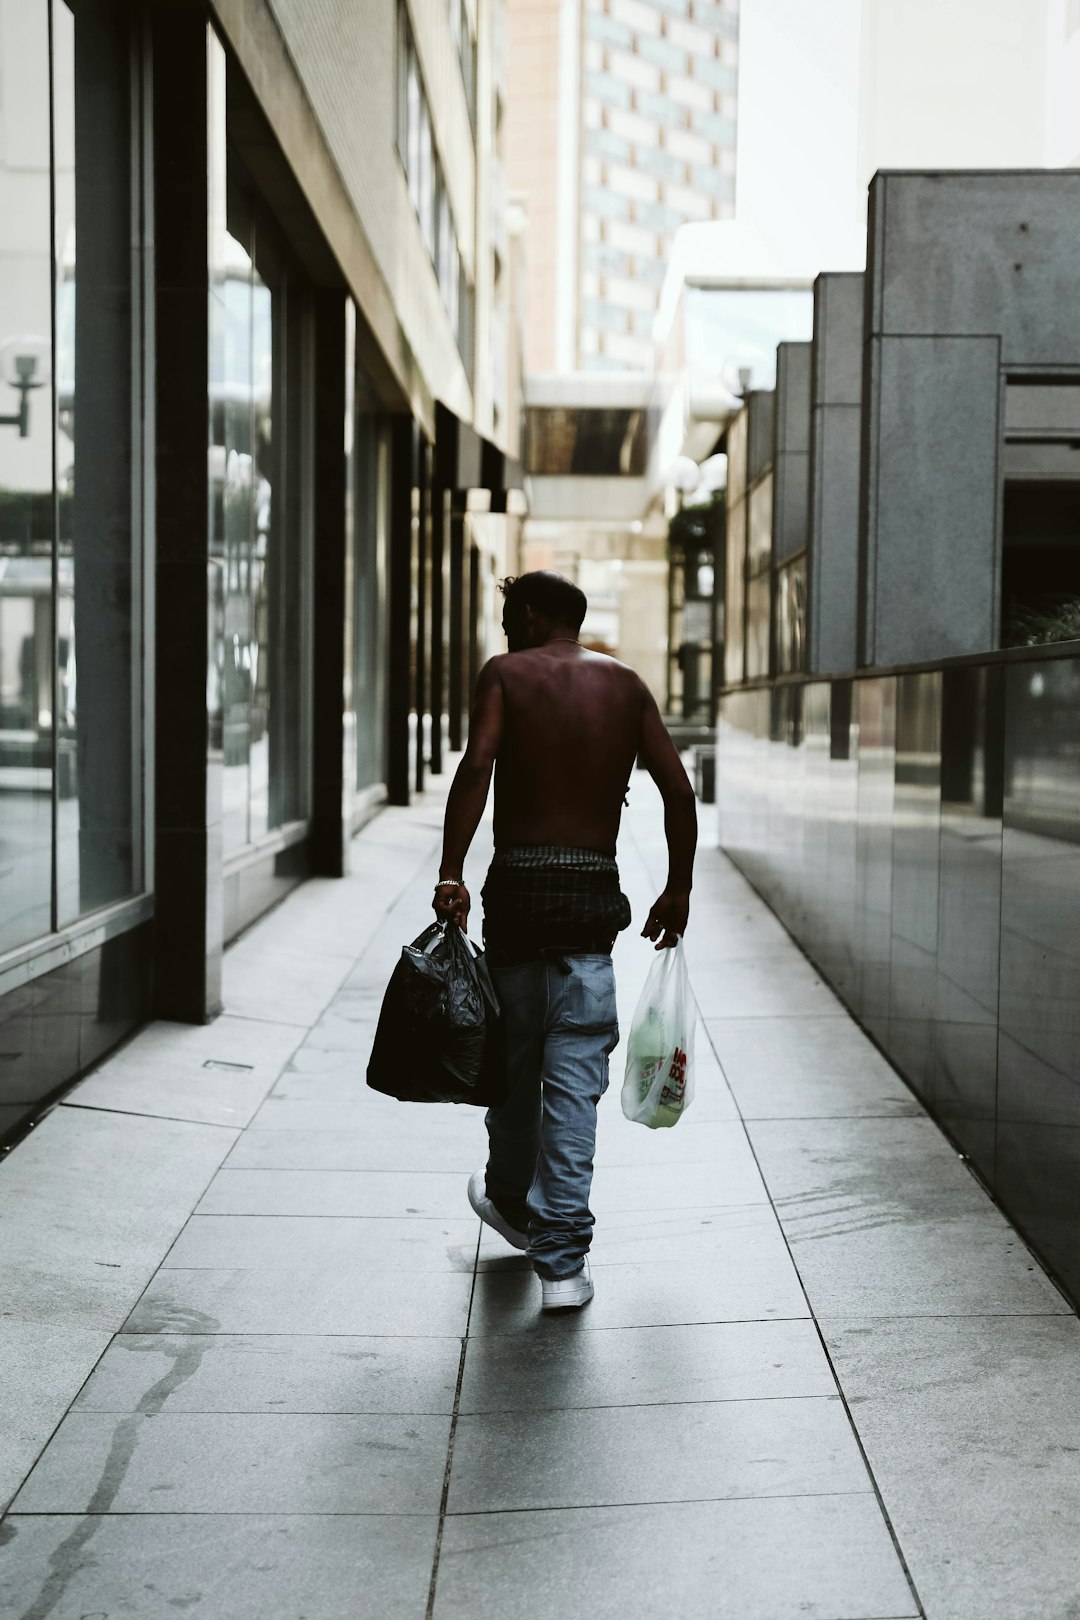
[0,338,51,438]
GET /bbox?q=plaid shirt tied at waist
[481,845,632,965]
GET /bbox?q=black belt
[487,938,615,973]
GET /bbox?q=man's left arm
[433,658,505,927]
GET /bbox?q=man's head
[499,571,588,652]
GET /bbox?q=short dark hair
[499,571,587,631]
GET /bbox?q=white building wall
[1045,0,1080,166]
[733,0,1072,281]
[734,0,861,265]
[857,0,1051,185]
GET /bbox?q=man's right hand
[434,882,471,930]
[642,890,689,950]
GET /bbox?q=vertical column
[429,480,447,776]
[467,542,482,710]
[415,437,431,796]
[448,501,466,751]
[310,290,348,875]
[386,415,415,805]
[151,15,221,1021]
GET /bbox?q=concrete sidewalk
[2,772,1079,1619]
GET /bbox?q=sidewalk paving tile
[195,1168,475,1219]
[434,1495,918,1620]
[222,944,356,1027]
[0,1514,440,1620]
[13,1411,452,1515]
[458,1318,836,1412]
[0,1319,112,1513]
[74,1332,462,1415]
[162,1213,480,1273]
[1,1107,237,1333]
[820,1314,1080,1620]
[126,1267,475,1338]
[447,1396,869,1513]
[586,1155,769,1214]
[66,1015,302,1129]
[682,958,846,1019]
[245,1096,482,1134]
[747,1117,1070,1316]
[592,1117,756,1167]
[704,1015,921,1120]
[225,1123,483,1173]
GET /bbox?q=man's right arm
[637,684,697,949]
[433,658,505,927]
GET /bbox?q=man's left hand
[433,881,471,929]
[642,889,688,950]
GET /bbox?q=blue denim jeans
[485,954,620,1280]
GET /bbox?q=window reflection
[1,0,141,947]
[350,367,389,794]
[210,149,308,856]
[0,3,54,952]
[775,554,807,675]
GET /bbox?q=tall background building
[507,0,739,375]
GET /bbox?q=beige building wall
[506,0,568,373]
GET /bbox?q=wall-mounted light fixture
[0,336,51,437]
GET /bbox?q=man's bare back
[490,645,643,855]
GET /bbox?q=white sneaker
[468,1169,529,1251]
[541,1257,594,1311]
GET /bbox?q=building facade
[0,0,523,1146]
[714,170,1080,1309]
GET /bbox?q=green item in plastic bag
[621,940,695,1129]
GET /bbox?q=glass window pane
[407,52,421,211]
[270,265,310,830]
[774,555,807,674]
[353,412,389,792]
[57,0,141,925]
[248,254,273,840]
[0,2,54,950]
[215,157,311,853]
[723,497,746,685]
[419,101,435,255]
[217,188,255,855]
[746,572,770,679]
[747,472,773,574]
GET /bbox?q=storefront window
[0,0,142,953]
[775,554,808,674]
[0,4,53,952]
[209,82,311,855]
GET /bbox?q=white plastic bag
[621,940,696,1128]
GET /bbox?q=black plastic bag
[367,922,506,1106]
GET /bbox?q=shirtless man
[433,571,697,1309]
